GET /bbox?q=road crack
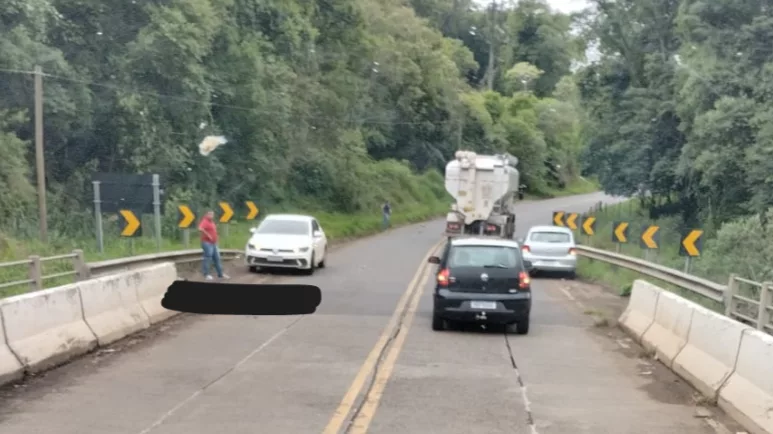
[504,333,538,434]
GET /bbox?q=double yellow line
[322,238,444,434]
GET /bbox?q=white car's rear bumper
[522,252,577,272]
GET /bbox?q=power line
[0,67,463,127]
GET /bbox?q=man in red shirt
[198,210,230,280]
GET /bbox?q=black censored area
[161,280,321,315]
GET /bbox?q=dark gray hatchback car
[428,236,533,334]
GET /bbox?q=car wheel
[515,318,530,335]
[305,254,316,275]
[567,270,576,280]
[249,266,259,273]
[318,249,326,268]
[432,314,445,331]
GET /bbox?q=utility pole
[485,1,497,91]
[34,65,48,243]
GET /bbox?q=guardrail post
[724,273,738,317]
[72,249,89,281]
[757,281,771,331]
[29,255,42,292]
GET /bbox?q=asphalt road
[0,192,732,434]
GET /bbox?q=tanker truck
[444,150,524,238]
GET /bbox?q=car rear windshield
[448,245,521,268]
[529,231,571,243]
[256,219,310,235]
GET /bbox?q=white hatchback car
[245,214,328,275]
[519,225,577,278]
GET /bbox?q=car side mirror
[313,230,323,238]
[428,256,440,264]
[523,260,533,270]
[249,227,257,234]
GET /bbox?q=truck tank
[444,150,521,237]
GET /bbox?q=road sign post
[91,172,165,252]
[640,225,660,262]
[178,205,196,248]
[612,221,629,253]
[679,229,704,274]
[92,181,104,254]
[219,201,233,239]
[152,174,162,252]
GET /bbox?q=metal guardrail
[3,243,770,333]
[0,249,243,294]
[576,245,772,334]
[86,249,243,278]
[0,250,88,292]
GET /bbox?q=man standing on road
[382,200,392,231]
[198,210,230,281]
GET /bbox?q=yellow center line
[347,261,432,434]
[321,238,444,434]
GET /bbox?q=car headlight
[247,243,257,250]
[298,247,310,253]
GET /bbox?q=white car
[519,225,577,278]
[245,214,328,275]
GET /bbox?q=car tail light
[521,245,530,253]
[568,247,577,255]
[437,268,450,287]
[519,271,531,289]
[486,225,497,232]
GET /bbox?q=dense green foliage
[574,0,773,283]
[579,0,773,228]
[0,0,592,252]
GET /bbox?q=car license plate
[267,256,283,262]
[470,301,497,310]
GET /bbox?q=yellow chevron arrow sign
[219,201,234,223]
[640,225,660,249]
[680,230,703,257]
[582,216,596,235]
[613,222,629,243]
[178,205,196,228]
[119,209,141,237]
[246,201,259,220]
[566,213,579,230]
[552,211,565,226]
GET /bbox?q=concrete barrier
[135,262,179,324]
[0,309,23,384]
[0,284,97,373]
[640,290,695,369]
[618,279,662,342]
[79,269,151,346]
[718,329,773,434]
[672,304,752,400]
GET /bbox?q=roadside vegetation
[576,199,765,313]
[571,0,773,312]
[0,0,603,294]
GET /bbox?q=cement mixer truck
[444,150,524,238]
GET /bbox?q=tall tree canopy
[0,0,592,239]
